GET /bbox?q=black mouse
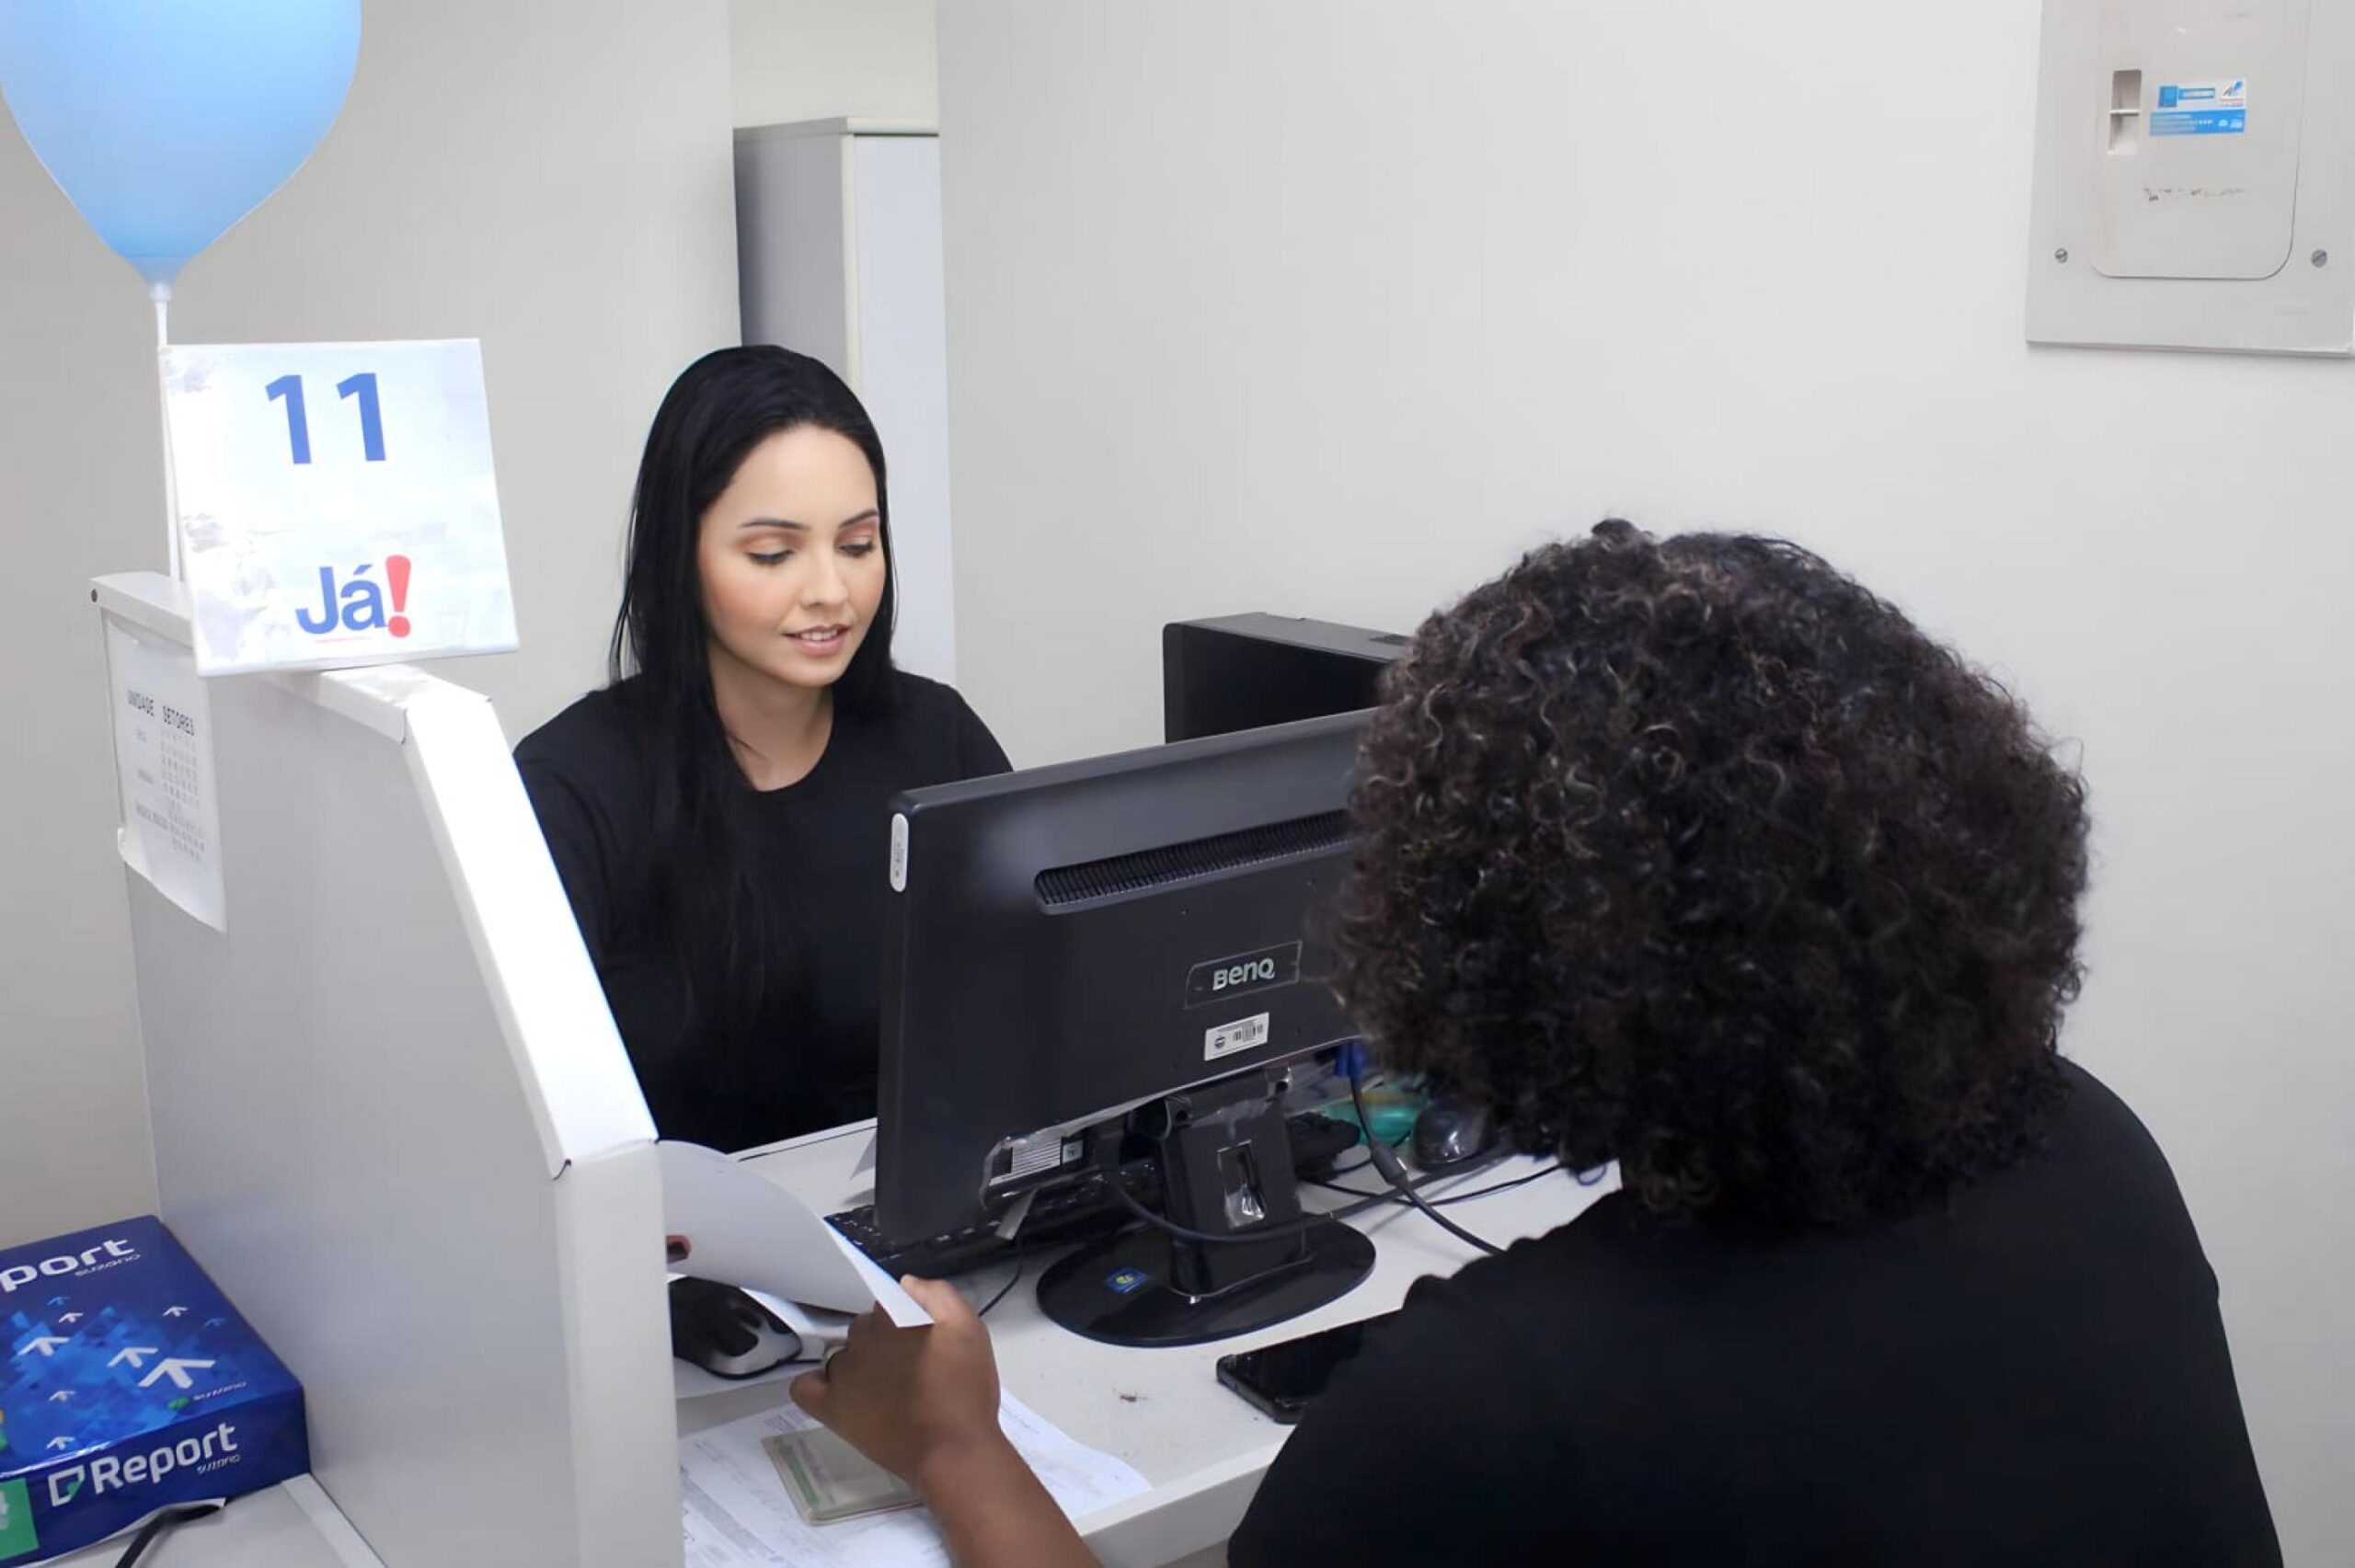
[1411,1092,1502,1173]
[670,1276,802,1379]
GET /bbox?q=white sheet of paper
[678,1392,1149,1567]
[744,1288,835,1345]
[659,1141,932,1325]
[105,618,226,931]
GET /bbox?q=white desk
[47,1476,380,1568]
[683,1123,1615,1567]
[51,1133,1608,1568]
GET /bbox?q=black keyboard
[827,1164,1159,1279]
[828,1111,1366,1279]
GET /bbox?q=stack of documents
[680,1393,1148,1566]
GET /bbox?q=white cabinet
[735,119,958,682]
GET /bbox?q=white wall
[936,4,2354,1560]
[0,0,740,1249]
[729,0,937,127]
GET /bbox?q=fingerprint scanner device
[0,1217,307,1563]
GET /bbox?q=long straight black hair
[608,345,898,1056]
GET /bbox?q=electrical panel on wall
[2028,0,2355,353]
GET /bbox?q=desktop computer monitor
[874,710,1375,1346]
[1161,613,1406,742]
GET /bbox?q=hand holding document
[658,1141,931,1326]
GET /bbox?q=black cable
[1097,1130,1407,1245]
[977,1252,1027,1318]
[115,1502,224,1567]
[1313,1151,1379,1181]
[1319,1157,1614,1203]
[1305,1178,1389,1200]
[1304,1148,1513,1202]
[1439,1162,1563,1205]
[1312,1156,1553,1207]
[1348,1073,1502,1255]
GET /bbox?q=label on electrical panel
[2152,79,2246,136]
[1205,1013,1271,1060]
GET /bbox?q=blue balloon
[0,0,362,289]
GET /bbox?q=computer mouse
[1411,1093,1502,1173]
[670,1277,802,1379]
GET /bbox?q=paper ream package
[1,1218,306,1562]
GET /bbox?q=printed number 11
[266,372,386,464]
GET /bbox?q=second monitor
[1161,612,1405,742]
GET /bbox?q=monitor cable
[1346,1067,1503,1255]
[1311,1159,1563,1207]
[114,1501,226,1567]
[1097,1132,1419,1245]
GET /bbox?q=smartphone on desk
[1215,1310,1400,1423]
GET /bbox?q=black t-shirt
[1232,1062,2278,1566]
[514,671,1009,1150]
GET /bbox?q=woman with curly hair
[787,522,2278,1566]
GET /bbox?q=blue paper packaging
[1,1217,306,1562]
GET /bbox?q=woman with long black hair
[516,346,1007,1150]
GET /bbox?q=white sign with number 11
[163,338,519,675]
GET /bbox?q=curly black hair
[1336,521,2089,1228]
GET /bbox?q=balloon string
[153,284,180,582]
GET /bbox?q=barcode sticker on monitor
[1205,1013,1271,1060]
